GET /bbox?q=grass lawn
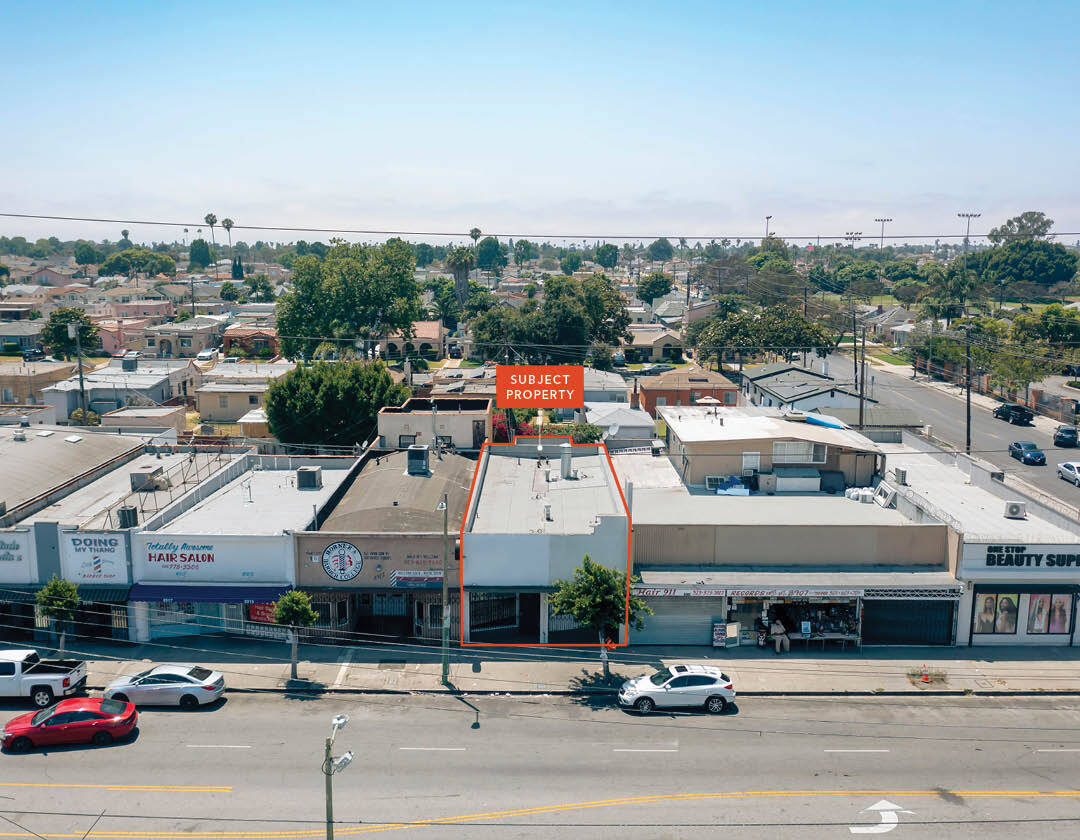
[869,349,909,365]
[185,411,201,430]
[458,359,484,368]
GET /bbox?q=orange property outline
[459,435,632,647]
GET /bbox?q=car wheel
[31,687,54,708]
[92,731,113,747]
[179,694,199,710]
[634,697,655,714]
[705,695,728,714]
[112,693,128,703]
[9,736,32,753]
[1074,476,1080,488]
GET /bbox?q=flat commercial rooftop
[886,450,1079,543]
[156,466,351,535]
[658,406,881,452]
[632,488,910,526]
[320,451,476,533]
[470,451,622,535]
[607,452,684,490]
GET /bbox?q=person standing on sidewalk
[771,618,790,655]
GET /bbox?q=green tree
[276,239,422,359]
[591,343,614,371]
[265,360,409,446]
[469,227,482,250]
[220,281,240,301]
[117,229,132,249]
[246,273,275,302]
[41,308,98,360]
[475,236,508,274]
[189,238,212,270]
[231,256,244,279]
[990,346,1054,397]
[430,277,462,329]
[987,211,1054,245]
[550,556,651,679]
[36,575,79,656]
[69,408,100,426]
[414,242,435,267]
[445,246,475,307]
[100,248,176,278]
[579,273,631,346]
[595,243,619,271]
[272,590,319,680]
[636,272,673,305]
[73,243,101,265]
[568,423,604,443]
[513,239,538,269]
[221,217,234,262]
[970,239,1078,289]
[646,238,674,262]
[559,253,583,275]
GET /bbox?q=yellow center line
[2,788,1079,838]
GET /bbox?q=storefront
[59,530,131,640]
[128,532,294,642]
[631,572,964,647]
[294,532,459,643]
[959,543,1080,646]
[0,528,39,640]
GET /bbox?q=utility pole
[68,323,87,422]
[190,274,196,318]
[965,326,972,454]
[803,286,808,318]
[858,328,867,430]
[874,217,892,250]
[958,212,980,317]
[764,215,772,241]
[440,493,450,685]
[850,302,858,384]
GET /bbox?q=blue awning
[128,584,291,604]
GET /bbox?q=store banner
[633,585,865,598]
[247,603,276,624]
[0,529,37,584]
[132,533,293,583]
[390,569,443,588]
[633,586,727,597]
[60,531,129,584]
[963,543,1080,580]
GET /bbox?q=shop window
[972,593,1019,634]
[1026,593,1073,634]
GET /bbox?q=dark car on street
[994,403,1034,425]
[21,347,45,362]
[1009,441,1046,465]
[1053,425,1078,447]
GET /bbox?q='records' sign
[496,365,584,408]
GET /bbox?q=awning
[76,587,131,604]
[0,586,41,604]
[635,568,964,600]
[128,584,291,603]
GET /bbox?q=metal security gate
[861,600,954,645]
[632,597,726,646]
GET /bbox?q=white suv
[618,664,735,714]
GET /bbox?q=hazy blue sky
[2,1,1078,246]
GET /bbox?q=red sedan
[2,697,137,752]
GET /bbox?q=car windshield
[99,699,128,716]
[1020,443,1039,451]
[188,666,213,681]
[31,705,58,726]
[648,668,674,686]
[1060,428,1077,436]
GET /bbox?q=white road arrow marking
[849,800,915,834]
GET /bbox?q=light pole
[958,212,980,273]
[438,494,450,685]
[764,215,772,242]
[874,218,892,250]
[322,714,354,840]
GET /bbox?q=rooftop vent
[297,466,323,489]
[12,429,26,442]
[121,356,138,372]
[407,443,430,475]
[894,467,907,486]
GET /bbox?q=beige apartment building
[377,397,492,451]
[196,381,268,423]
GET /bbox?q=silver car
[1058,461,1080,486]
[618,664,735,714]
[104,664,225,709]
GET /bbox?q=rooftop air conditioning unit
[894,467,907,486]
[0,501,6,516]
[1004,500,1027,520]
[297,466,323,489]
[117,505,139,528]
[407,443,430,475]
[130,466,164,491]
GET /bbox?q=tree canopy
[475,236,508,274]
[99,248,176,277]
[636,272,672,305]
[41,308,98,360]
[264,360,410,446]
[646,238,674,262]
[275,239,422,360]
[987,211,1054,245]
[559,253,582,275]
[189,238,213,270]
[594,243,618,271]
[550,555,651,646]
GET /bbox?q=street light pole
[764,215,772,241]
[874,217,892,250]
[322,715,353,840]
[440,492,450,685]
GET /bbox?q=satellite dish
[604,423,620,440]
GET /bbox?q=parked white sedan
[1058,462,1080,487]
[618,664,735,714]
[104,664,225,709]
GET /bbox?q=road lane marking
[0,782,230,792]
[334,649,355,688]
[186,745,252,749]
[825,749,890,753]
[399,747,466,751]
[1037,748,1080,752]
[612,748,678,752]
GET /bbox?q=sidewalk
[39,635,1080,696]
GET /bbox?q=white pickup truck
[0,650,88,708]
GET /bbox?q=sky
[2,0,1078,248]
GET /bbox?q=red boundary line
[459,435,632,648]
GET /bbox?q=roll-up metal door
[632,597,726,645]
[861,600,954,645]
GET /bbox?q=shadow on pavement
[282,679,327,700]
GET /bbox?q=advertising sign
[390,569,443,588]
[247,603,276,624]
[132,533,292,583]
[322,542,362,581]
[60,531,129,584]
[496,365,584,408]
[962,543,1080,580]
[0,529,36,584]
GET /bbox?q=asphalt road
[3,693,1080,838]
[827,353,1080,504]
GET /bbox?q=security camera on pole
[322,714,354,840]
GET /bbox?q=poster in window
[248,603,276,624]
[995,594,1018,634]
[1027,595,1051,634]
[1049,594,1073,634]
[974,594,998,634]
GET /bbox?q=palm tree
[221,218,234,263]
[183,227,189,246]
[469,227,482,250]
[446,246,474,307]
[121,229,130,242]
[204,213,218,279]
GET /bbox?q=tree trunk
[290,630,299,680]
[57,628,66,656]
